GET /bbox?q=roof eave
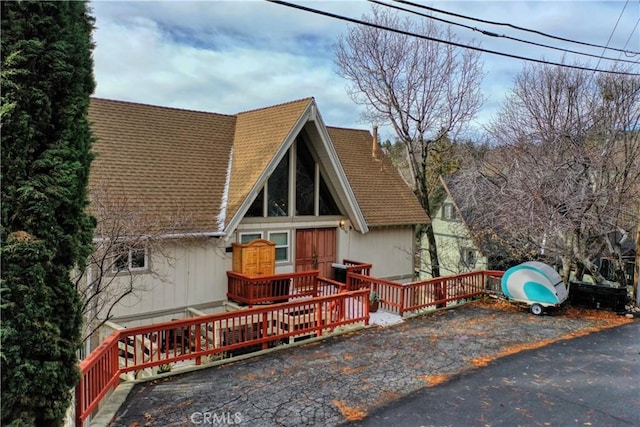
[311,104,369,234]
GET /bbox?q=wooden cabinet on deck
[232,239,275,277]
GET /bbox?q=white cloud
[91,0,640,141]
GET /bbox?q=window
[461,248,477,269]
[318,174,339,215]
[246,136,342,218]
[268,152,289,217]
[442,203,457,221]
[296,137,316,215]
[246,188,264,217]
[240,232,263,244]
[268,231,289,262]
[112,244,148,273]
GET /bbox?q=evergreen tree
[1,2,96,425]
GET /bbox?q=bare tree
[335,5,484,277]
[454,62,640,284]
[74,186,194,345]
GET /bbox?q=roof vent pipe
[372,125,380,161]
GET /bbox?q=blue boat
[501,261,569,315]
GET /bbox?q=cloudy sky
[91,0,639,140]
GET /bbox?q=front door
[295,228,336,278]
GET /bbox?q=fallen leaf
[332,399,366,421]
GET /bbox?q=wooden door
[295,228,336,278]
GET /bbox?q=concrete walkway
[105,301,634,426]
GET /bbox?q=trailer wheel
[530,303,543,316]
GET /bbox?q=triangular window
[246,188,264,217]
[246,134,341,218]
[319,174,339,215]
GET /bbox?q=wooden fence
[227,261,368,307]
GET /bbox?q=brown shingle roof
[88,98,428,235]
[328,127,429,227]
[226,98,313,220]
[88,98,235,234]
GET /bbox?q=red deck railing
[343,259,372,276]
[227,270,326,306]
[76,268,504,425]
[348,270,505,316]
[75,289,369,426]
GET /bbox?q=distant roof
[88,98,428,236]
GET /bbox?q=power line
[617,17,640,61]
[265,0,640,76]
[596,0,630,69]
[370,0,638,65]
[392,0,640,56]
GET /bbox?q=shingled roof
[88,98,428,236]
[227,98,313,222]
[328,127,428,227]
[88,98,235,234]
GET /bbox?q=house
[87,97,429,327]
[423,176,488,278]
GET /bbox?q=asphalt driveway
[106,300,635,427]
[346,321,640,427]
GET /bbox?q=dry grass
[475,297,633,324]
[562,305,632,324]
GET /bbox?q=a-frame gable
[223,98,367,236]
[225,98,313,223]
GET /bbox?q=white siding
[103,238,230,326]
[338,226,416,282]
[95,225,418,327]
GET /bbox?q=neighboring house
[87,97,429,326]
[422,176,488,279]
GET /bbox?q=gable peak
[236,97,315,115]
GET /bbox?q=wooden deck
[76,265,504,426]
[226,259,371,307]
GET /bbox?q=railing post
[195,325,202,366]
[316,301,323,336]
[75,379,84,427]
[135,334,142,366]
[261,311,268,350]
[400,285,405,316]
[364,291,370,325]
